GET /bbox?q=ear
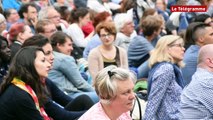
[17,32,24,40]
[166,47,171,54]
[23,12,28,18]
[206,58,213,68]
[197,37,205,43]
[79,17,83,22]
[56,43,63,49]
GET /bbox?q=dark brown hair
[0,46,48,106]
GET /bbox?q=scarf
[11,77,50,120]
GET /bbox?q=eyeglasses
[100,33,113,39]
[0,20,6,25]
[48,15,61,19]
[10,12,18,15]
[44,29,57,34]
[169,43,184,48]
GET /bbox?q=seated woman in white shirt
[67,8,94,48]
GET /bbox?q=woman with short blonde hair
[79,65,136,120]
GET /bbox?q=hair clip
[108,71,115,78]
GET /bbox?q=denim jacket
[48,52,94,94]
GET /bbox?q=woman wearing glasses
[88,22,128,81]
[143,35,185,120]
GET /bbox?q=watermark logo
[171,5,207,12]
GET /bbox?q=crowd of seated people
[0,0,213,119]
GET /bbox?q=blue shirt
[144,62,182,120]
[48,52,94,94]
[128,35,154,67]
[180,68,213,119]
[83,34,102,59]
[182,45,200,86]
[2,0,21,11]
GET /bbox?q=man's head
[0,14,6,33]
[114,13,134,37]
[18,3,38,25]
[38,6,61,27]
[4,8,20,23]
[141,15,164,38]
[36,19,57,39]
[198,44,213,71]
[186,22,213,46]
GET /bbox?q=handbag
[131,95,147,120]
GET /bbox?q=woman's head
[22,34,54,68]
[93,11,112,28]
[10,46,50,79]
[9,22,33,42]
[50,31,73,55]
[141,8,158,21]
[149,35,185,68]
[0,36,11,64]
[0,46,50,105]
[194,14,213,27]
[69,7,90,26]
[94,65,136,112]
[120,0,136,13]
[96,22,117,46]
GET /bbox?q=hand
[60,19,69,28]
[29,17,38,27]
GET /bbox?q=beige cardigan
[88,46,129,81]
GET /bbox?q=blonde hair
[94,65,136,103]
[149,35,185,68]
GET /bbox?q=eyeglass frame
[44,29,57,34]
[167,37,184,48]
[0,20,6,26]
[99,33,114,39]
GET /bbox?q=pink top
[79,102,132,120]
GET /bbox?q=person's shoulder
[0,85,32,101]
[68,23,79,29]
[132,35,146,41]
[154,62,174,72]
[79,103,109,120]
[89,46,100,55]
[117,46,126,53]
[54,52,75,61]
[130,35,150,46]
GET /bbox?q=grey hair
[94,65,136,103]
[0,14,6,21]
[113,13,133,32]
[38,6,55,20]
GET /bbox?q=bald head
[198,44,213,66]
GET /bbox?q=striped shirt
[180,68,213,119]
